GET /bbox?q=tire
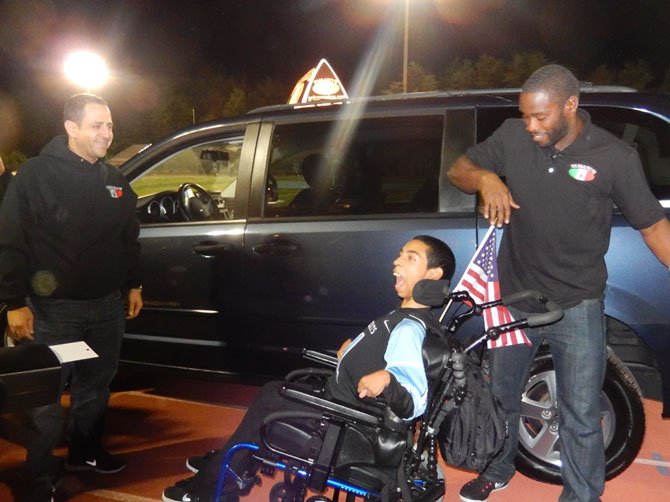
[515,346,645,484]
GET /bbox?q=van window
[587,107,670,202]
[264,116,444,217]
[130,136,244,222]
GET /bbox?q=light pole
[402,0,409,93]
[64,51,109,94]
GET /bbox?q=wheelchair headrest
[413,279,450,307]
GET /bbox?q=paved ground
[1,373,668,501]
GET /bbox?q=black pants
[192,380,317,492]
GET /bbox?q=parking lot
[0,370,668,501]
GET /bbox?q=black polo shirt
[466,109,665,311]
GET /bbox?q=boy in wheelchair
[162,235,455,502]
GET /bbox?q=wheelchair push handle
[502,289,564,328]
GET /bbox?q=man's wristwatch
[131,285,143,292]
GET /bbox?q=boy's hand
[358,370,391,399]
[337,338,352,359]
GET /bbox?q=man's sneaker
[65,449,126,474]
[163,476,228,502]
[459,476,509,502]
[186,449,221,473]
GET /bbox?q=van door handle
[193,242,232,256]
[253,240,299,256]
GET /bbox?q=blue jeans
[25,291,125,477]
[482,298,607,502]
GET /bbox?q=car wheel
[515,346,645,484]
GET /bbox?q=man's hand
[126,289,143,319]
[479,171,520,227]
[7,306,34,342]
[357,370,391,399]
[447,155,519,227]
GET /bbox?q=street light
[64,51,109,93]
[402,0,409,93]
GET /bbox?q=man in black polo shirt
[447,64,670,502]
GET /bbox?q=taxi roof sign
[288,59,349,105]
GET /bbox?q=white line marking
[87,489,158,501]
[634,458,670,468]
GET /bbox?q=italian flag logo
[568,163,597,181]
[106,185,124,198]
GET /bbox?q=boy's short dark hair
[64,94,108,124]
[412,235,455,281]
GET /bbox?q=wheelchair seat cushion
[263,415,325,460]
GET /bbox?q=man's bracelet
[131,286,143,292]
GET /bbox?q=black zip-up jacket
[0,136,141,309]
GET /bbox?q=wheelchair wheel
[305,497,332,502]
[269,482,289,502]
[417,454,445,502]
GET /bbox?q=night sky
[1,0,669,155]
[2,0,670,90]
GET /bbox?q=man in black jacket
[0,94,143,502]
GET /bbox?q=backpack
[435,353,507,472]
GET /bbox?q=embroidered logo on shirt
[106,185,124,198]
[568,164,597,182]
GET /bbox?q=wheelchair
[213,282,562,501]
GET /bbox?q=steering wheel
[178,183,218,221]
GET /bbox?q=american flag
[452,226,531,348]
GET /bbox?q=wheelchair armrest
[285,367,333,383]
[280,383,383,428]
[302,349,338,368]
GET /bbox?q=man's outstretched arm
[640,217,670,267]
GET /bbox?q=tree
[248,77,292,110]
[150,85,194,140]
[502,52,552,87]
[442,58,476,90]
[441,53,550,90]
[382,62,439,94]
[587,64,617,86]
[472,55,506,88]
[617,60,655,90]
[223,87,247,117]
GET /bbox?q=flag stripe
[451,226,531,349]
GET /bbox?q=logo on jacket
[106,185,124,198]
[568,164,597,182]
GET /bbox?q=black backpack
[435,353,507,472]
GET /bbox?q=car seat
[289,154,339,214]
